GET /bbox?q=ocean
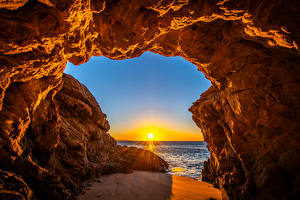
[117,141,210,180]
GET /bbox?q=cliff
[0,73,168,199]
[0,0,299,199]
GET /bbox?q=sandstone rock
[0,0,299,199]
[0,169,32,200]
[0,73,169,199]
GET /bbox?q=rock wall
[0,73,168,199]
[0,0,299,199]
[189,46,300,199]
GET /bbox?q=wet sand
[77,171,221,200]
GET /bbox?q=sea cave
[0,0,299,200]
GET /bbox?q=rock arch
[0,0,299,199]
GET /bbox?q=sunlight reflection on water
[145,142,155,152]
[118,141,210,180]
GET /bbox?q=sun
[148,133,154,140]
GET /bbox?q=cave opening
[1,0,299,199]
[64,51,211,179]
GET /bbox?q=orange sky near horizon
[108,113,204,141]
[111,129,204,141]
[110,122,204,141]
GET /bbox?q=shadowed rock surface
[0,169,32,200]
[0,73,168,199]
[118,146,169,172]
[0,0,299,199]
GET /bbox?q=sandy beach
[77,171,221,200]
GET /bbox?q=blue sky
[65,52,210,141]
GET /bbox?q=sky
[65,52,211,141]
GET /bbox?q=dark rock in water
[0,0,299,199]
[118,146,169,172]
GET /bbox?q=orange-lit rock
[0,0,299,199]
[0,74,168,199]
[0,169,32,200]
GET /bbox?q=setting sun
[148,133,154,140]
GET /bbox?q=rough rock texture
[0,169,32,200]
[118,146,169,172]
[0,73,168,199]
[0,0,299,200]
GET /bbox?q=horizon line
[116,139,205,142]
